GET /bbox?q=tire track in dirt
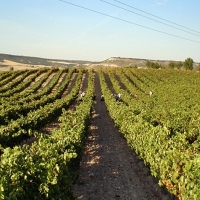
[72,72,177,200]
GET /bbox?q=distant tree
[146,61,161,69]
[183,58,194,70]
[9,66,14,71]
[154,62,161,69]
[176,61,183,69]
[146,61,152,68]
[169,62,175,69]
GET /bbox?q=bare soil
[72,72,177,200]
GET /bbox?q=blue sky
[1,0,200,62]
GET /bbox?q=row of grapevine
[0,68,95,199]
[0,70,28,88]
[98,68,200,200]
[0,69,84,148]
[1,66,200,199]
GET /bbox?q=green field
[0,67,200,199]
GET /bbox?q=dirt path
[72,72,177,200]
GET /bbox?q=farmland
[0,67,200,199]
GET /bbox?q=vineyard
[0,67,200,199]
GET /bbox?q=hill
[0,53,95,71]
[0,53,199,71]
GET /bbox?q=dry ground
[0,60,52,70]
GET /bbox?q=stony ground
[72,73,177,200]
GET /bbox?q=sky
[1,0,200,62]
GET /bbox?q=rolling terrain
[1,53,193,71]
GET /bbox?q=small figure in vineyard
[93,93,96,100]
[100,94,104,101]
[149,91,153,96]
[82,91,86,97]
[133,94,138,99]
[116,93,121,101]
[80,91,86,101]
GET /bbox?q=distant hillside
[0,54,51,65]
[101,57,200,69]
[101,57,149,68]
[0,53,94,66]
[0,53,199,71]
[0,53,96,70]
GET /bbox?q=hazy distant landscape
[0,53,199,71]
[0,53,95,70]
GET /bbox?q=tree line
[145,57,200,70]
